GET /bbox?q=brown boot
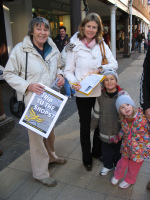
[54,157,67,165]
[37,177,57,187]
[147,181,150,190]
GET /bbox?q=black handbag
[9,52,28,118]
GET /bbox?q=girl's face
[31,23,49,49]
[119,104,134,118]
[83,21,98,43]
[103,75,117,93]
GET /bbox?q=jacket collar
[102,85,122,93]
[22,36,59,60]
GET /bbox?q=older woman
[64,13,118,171]
[4,17,66,187]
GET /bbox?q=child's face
[119,104,134,118]
[103,75,117,93]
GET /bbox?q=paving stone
[31,182,65,200]
[55,137,80,157]
[56,185,106,200]
[7,176,42,200]
[87,176,132,198]
[8,150,32,173]
[130,173,150,200]
[52,168,93,188]
[55,157,100,175]
[68,143,82,160]
[105,195,129,200]
[0,167,30,199]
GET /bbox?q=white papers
[79,74,105,95]
[19,83,68,138]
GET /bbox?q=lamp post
[129,0,133,54]
[83,0,88,16]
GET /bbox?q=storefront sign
[19,84,68,138]
[49,0,70,12]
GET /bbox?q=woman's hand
[27,83,45,95]
[89,67,103,75]
[89,69,99,75]
[72,82,81,91]
[57,74,65,86]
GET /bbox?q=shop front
[32,0,71,39]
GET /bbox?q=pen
[68,82,79,86]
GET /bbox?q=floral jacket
[118,108,150,162]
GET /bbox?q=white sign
[19,83,68,138]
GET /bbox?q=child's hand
[110,137,118,143]
[110,135,121,143]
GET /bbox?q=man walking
[135,32,145,53]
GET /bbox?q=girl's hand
[110,137,118,143]
[110,135,121,143]
[72,82,81,91]
[27,83,45,95]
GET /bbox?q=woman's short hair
[28,17,50,36]
[78,13,103,43]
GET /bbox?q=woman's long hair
[78,13,103,43]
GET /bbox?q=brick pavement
[0,50,150,200]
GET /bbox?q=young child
[111,91,150,189]
[61,38,75,98]
[91,69,122,176]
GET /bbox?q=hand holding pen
[69,82,81,91]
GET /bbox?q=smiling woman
[83,21,98,43]
[3,16,66,187]
[64,13,118,172]
[31,23,49,50]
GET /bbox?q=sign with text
[19,83,68,138]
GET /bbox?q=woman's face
[31,23,49,49]
[83,20,98,43]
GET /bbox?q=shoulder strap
[25,52,28,80]
[99,41,106,58]
[13,52,28,99]
[22,52,28,102]
[102,42,106,58]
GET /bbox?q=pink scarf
[81,38,96,49]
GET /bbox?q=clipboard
[77,73,106,96]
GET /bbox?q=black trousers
[102,140,122,169]
[76,97,102,166]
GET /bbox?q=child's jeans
[114,157,143,184]
[64,78,75,97]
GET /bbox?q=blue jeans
[64,78,75,96]
[139,42,141,52]
[135,41,138,51]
